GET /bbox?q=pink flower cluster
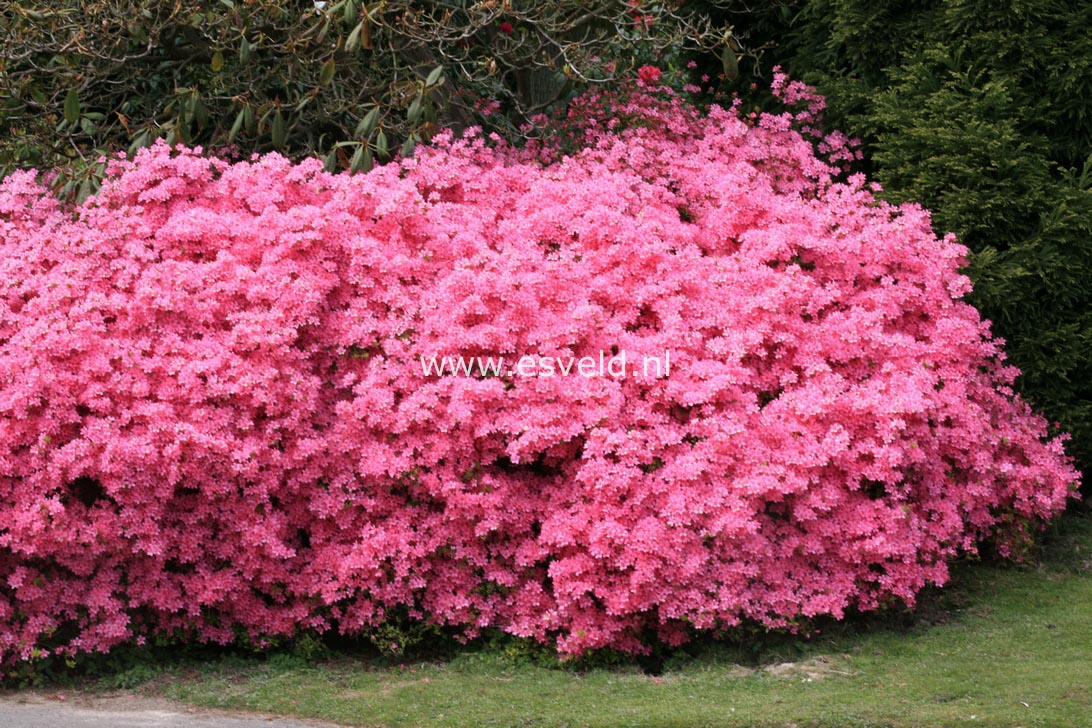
[0,81,1078,667]
[637,65,662,86]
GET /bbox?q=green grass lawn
[129,511,1092,728]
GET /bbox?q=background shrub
[688,0,1092,480]
[0,0,728,198]
[0,81,1077,669]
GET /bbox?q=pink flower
[498,21,514,35]
[637,65,662,85]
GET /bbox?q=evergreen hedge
[702,0,1092,479]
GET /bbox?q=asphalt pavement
[0,691,346,728]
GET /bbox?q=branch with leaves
[1,0,738,197]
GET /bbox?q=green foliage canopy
[0,1,727,197]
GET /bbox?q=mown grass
[119,510,1092,728]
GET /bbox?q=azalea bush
[0,77,1078,670]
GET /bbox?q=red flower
[499,21,514,35]
[638,65,662,85]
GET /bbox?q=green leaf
[376,129,388,159]
[184,93,197,124]
[127,129,151,157]
[426,65,444,87]
[63,88,80,125]
[324,148,339,173]
[407,96,422,125]
[128,23,148,44]
[349,143,366,173]
[314,18,331,45]
[721,46,739,81]
[176,118,191,144]
[192,96,208,128]
[346,20,364,53]
[320,57,336,85]
[243,104,256,135]
[211,51,224,73]
[271,109,286,148]
[356,106,379,138]
[401,136,416,158]
[239,37,251,65]
[343,0,358,26]
[228,107,246,142]
[76,178,93,204]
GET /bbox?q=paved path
[0,691,346,728]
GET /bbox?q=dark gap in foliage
[65,476,109,508]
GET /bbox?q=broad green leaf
[76,178,92,205]
[346,21,364,53]
[356,106,379,138]
[721,46,739,81]
[320,57,336,85]
[314,18,330,44]
[349,143,366,173]
[211,51,224,72]
[426,65,444,87]
[184,93,197,124]
[127,129,151,156]
[343,0,358,25]
[229,107,245,142]
[192,96,208,128]
[271,109,286,148]
[63,88,80,125]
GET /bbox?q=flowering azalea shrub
[0,79,1079,668]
